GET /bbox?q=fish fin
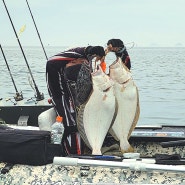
[128,86,140,139]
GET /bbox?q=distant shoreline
[1,45,185,48]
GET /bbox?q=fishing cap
[107,39,124,48]
[86,46,105,57]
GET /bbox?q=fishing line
[0,44,23,102]
[2,0,44,101]
[125,42,135,50]
[25,0,48,60]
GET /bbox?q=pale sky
[1,0,185,47]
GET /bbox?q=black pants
[46,60,82,155]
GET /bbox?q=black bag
[0,125,63,166]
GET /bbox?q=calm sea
[0,46,185,127]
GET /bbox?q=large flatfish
[109,58,140,153]
[77,66,116,155]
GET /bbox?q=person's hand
[100,59,106,73]
[86,46,105,57]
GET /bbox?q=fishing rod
[53,156,185,173]
[161,139,185,148]
[2,0,44,101]
[0,44,23,102]
[25,0,48,60]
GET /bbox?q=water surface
[0,46,185,126]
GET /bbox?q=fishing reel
[14,92,23,102]
[35,92,44,102]
[27,92,44,104]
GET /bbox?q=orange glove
[100,60,106,72]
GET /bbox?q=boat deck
[1,108,185,184]
[1,140,185,184]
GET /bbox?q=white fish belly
[83,87,115,155]
[110,81,138,152]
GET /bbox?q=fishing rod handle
[53,157,78,166]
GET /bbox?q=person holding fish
[105,39,131,70]
[46,46,105,155]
